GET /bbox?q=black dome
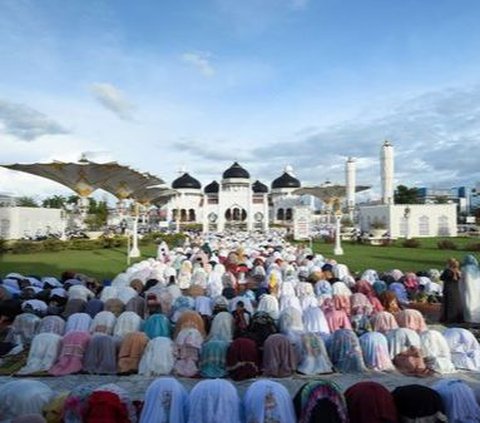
[222,162,250,179]
[204,180,219,194]
[172,173,201,189]
[271,172,301,189]
[252,180,268,193]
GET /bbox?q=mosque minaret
[380,140,395,205]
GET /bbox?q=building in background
[359,141,458,238]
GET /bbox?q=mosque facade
[163,162,306,232]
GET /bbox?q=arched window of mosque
[233,207,240,221]
[419,215,429,236]
[172,209,178,220]
[180,209,187,222]
[225,209,232,221]
[277,208,284,221]
[285,208,293,221]
[189,209,196,222]
[438,215,450,236]
[241,209,247,221]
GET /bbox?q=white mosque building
[163,162,305,232]
[358,141,458,238]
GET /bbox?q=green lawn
[311,237,479,274]
[0,244,158,281]
[0,237,479,280]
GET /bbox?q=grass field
[311,237,479,274]
[0,237,479,280]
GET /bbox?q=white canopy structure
[2,155,164,200]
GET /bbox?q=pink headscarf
[355,280,384,313]
[49,331,91,376]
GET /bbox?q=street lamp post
[129,202,141,258]
[404,206,411,240]
[333,210,344,256]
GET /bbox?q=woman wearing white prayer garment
[243,380,297,423]
[138,337,175,376]
[140,377,189,423]
[113,311,143,338]
[90,310,117,335]
[187,379,242,423]
[208,311,234,342]
[420,330,456,374]
[17,333,62,375]
[443,327,480,371]
[257,294,280,321]
[37,315,65,336]
[459,255,480,323]
[279,306,305,335]
[297,332,333,375]
[67,284,94,302]
[302,306,330,334]
[0,379,54,421]
[386,327,421,359]
[65,312,92,334]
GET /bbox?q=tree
[85,198,109,230]
[66,195,80,205]
[434,196,449,204]
[16,196,39,207]
[42,195,66,209]
[394,185,419,204]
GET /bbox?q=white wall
[359,204,458,238]
[0,207,64,240]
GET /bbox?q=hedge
[3,233,187,255]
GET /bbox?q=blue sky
[1,0,480,200]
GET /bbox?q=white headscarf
[278,307,304,334]
[0,380,54,420]
[257,295,280,320]
[443,327,480,371]
[302,306,330,334]
[65,313,92,334]
[138,337,175,376]
[188,379,241,423]
[421,330,456,374]
[243,380,296,423]
[90,311,117,335]
[17,333,62,375]
[113,311,143,338]
[208,312,233,342]
[195,296,213,316]
[386,328,421,359]
[140,377,189,423]
[297,332,333,375]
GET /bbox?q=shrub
[100,236,128,249]
[70,239,103,250]
[437,239,458,250]
[10,241,45,254]
[42,239,67,252]
[0,238,6,254]
[465,242,480,252]
[402,238,421,248]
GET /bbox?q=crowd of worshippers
[1,236,480,380]
[1,236,480,419]
[2,376,480,423]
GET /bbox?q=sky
[1,0,480,202]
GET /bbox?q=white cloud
[290,0,309,10]
[90,83,134,120]
[181,52,215,77]
[0,99,68,141]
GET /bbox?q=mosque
[162,162,308,232]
